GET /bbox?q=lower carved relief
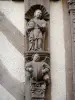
[25,4,50,100]
[25,54,50,100]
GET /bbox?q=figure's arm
[38,20,47,33]
[25,62,33,73]
[42,63,50,74]
[41,21,46,28]
[26,20,35,33]
[39,20,46,28]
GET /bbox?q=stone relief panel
[25,4,50,100]
[25,53,50,100]
[25,5,49,51]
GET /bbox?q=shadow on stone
[0,59,25,100]
[0,11,24,55]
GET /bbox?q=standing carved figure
[26,10,47,51]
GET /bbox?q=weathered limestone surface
[0,1,67,100]
[0,1,25,100]
[50,1,66,100]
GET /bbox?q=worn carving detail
[68,0,75,12]
[25,4,50,100]
[26,10,46,51]
[25,54,50,84]
[30,81,46,100]
[68,0,73,4]
[25,5,49,51]
[25,54,50,100]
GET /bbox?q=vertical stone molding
[68,0,75,99]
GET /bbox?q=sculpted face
[34,9,42,18]
[33,54,40,61]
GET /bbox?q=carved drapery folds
[25,4,50,100]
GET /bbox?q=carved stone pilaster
[25,1,50,100]
[68,0,75,99]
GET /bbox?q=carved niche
[25,5,49,51]
[25,4,50,100]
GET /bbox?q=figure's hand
[41,69,45,74]
[28,68,33,72]
[42,24,46,28]
[41,68,49,74]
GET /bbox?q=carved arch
[25,4,49,21]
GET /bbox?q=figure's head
[33,54,40,61]
[34,9,42,18]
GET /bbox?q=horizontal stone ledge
[24,51,50,57]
